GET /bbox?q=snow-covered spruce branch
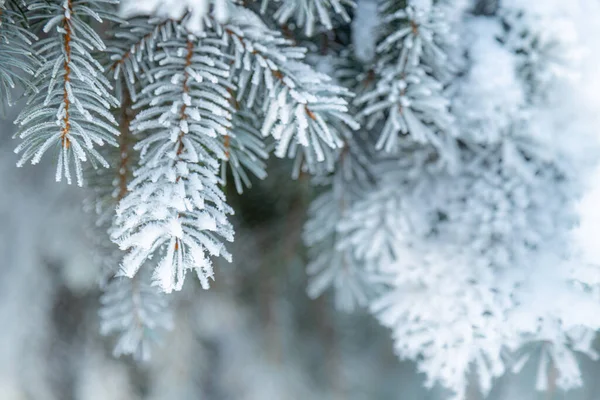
[213,8,359,174]
[100,273,173,361]
[108,7,357,293]
[329,0,465,303]
[341,1,600,398]
[221,102,269,193]
[338,149,444,274]
[87,87,172,361]
[111,32,235,293]
[499,3,577,102]
[86,92,135,230]
[303,135,377,312]
[119,0,356,41]
[108,16,268,194]
[260,0,354,37]
[110,8,358,181]
[356,0,458,158]
[0,0,38,114]
[108,16,180,101]
[369,241,508,400]
[13,0,121,186]
[486,4,600,392]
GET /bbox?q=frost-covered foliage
[85,87,174,359]
[100,274,173,360]
[14,0,121,186]
[107,8,357,293]
[260,0,354,37]
[318,0,600,398]
[303,134,376,312]
[111,30,236,294]
[2,0,600,399]
[0,0,38,114]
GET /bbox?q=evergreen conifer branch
[357,0,456,158]
[0,0,38,114]
[215,8,359,174]
[100,273,173,361]
[220,100,269,193]
[14,0,121,186]
[303,135,378,311]
[109,17,180,101]
[112,32,235,293]
[260,0,355,36]
[87,81,174,362]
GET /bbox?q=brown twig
[60,0,73,149]
[110,19,173,72]
[117,86,133,201]
[175,39,194,157]
[224,28,318,119]
[170,39,195,251]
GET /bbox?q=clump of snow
[352,0,379,62]
[454,17,524,144]
[120,0,230,31]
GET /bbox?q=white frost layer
[119,0,230,31]
[352,0,379,62]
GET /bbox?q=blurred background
[1,104,600,400]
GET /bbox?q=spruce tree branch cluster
[1,1,599,398]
